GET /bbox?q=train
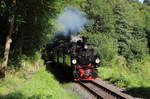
[42,33,100,81]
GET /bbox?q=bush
[82,33,118,63]
[99,55,150,88]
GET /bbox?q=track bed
[79,79,135,99]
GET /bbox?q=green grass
[0,52,43,95]
[0,68,79,99]
[0,53,79,99]
[0,69,28,94]
[99,56,150,98]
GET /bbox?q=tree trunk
[0,37,12,78]
[0,0,16,78]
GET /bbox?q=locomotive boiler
[42,33,100,81]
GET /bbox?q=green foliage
[0,0,149,67]
[0,0,150,98]
[65,0,149,62]
[108,0,148,61]
[0,52,44,94]
[143,5,150,51]
[144,0,150,5]
[0,69,78,99]
[11,0,52,56]
[81,0,115,34]
[82,33,118,63]
[0,53,78,99]
[0,0,6,16]
[99,56,150,98]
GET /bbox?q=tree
[12,0,52,56]
[108,0,148,61]
[0,0,53,78]
[80,0,115,34]
[0,0,16,78]
[142,4,150,49]
[144,0,150,5]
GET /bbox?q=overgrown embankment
[0,53,79,99]
[99,56,150,99]
[0,69,78,99]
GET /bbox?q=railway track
[79,79,134,99]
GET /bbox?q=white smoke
[57,7,87,35]
[71,35,82,42]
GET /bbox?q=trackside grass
[99,56,150,99]
[0,53,79,99]
[0,68,79,99]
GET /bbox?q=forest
[0,0,150,99]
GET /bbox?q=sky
[139,0,144,3]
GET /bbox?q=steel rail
[79,80,134,99]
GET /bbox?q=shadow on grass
[125,87,150,99]
[0,92,52,99]
[0,92,26,99]
[45,62,73,83]
[103,77,150,99]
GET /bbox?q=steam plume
[57,7,87,35]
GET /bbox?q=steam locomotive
[42,33,100,81]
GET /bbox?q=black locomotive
[42,33,100,81]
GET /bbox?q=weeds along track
[78,79,135,99]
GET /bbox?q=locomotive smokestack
[82,36,88,47]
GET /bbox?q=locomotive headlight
[95,58,100,64]
[72,59,77,64]
[84,45,88,49]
